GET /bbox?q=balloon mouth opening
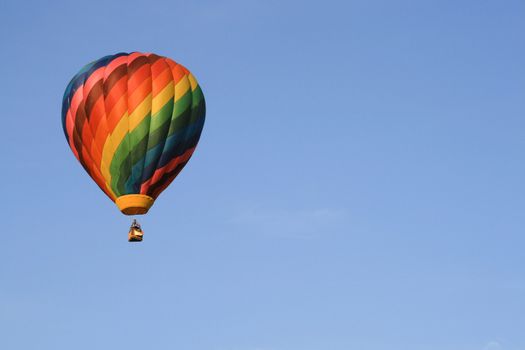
[115,195,154,215]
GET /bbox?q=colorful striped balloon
[61,52,205,215]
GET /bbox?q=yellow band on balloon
[115,194,155,215]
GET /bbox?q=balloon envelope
[61,52,205,214]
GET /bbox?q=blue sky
[1,0,524,349]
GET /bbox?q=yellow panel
[188,73,198,91]
[128,94,152,130]
[101,113,129,182]
[175,77,190,101]
[152,81,174,115]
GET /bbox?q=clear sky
[0,0,524,349]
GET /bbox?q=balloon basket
[128,219,144,242]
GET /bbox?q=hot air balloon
[61,52,205,241]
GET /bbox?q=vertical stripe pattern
[62,52,206,202]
